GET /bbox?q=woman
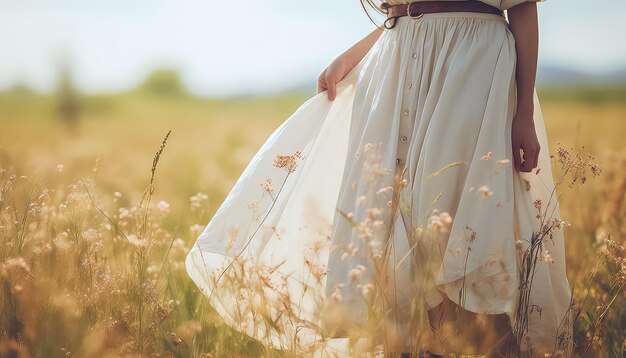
[186,1,573,356]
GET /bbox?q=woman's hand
[317,56,353,101]
[511,112,540,173]
[317,28,383,101]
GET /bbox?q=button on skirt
[186,10,572,356]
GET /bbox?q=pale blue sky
[1,0,625,97]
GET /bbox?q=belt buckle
[407,1,424,19]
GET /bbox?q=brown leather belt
[380,1,504,29]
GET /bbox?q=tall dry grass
[0,92,624,357]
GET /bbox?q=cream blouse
[382,0,545,11]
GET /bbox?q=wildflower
[465,225,477,244]
[376,186,394,195]
[156,200,171,213]
[119,207,130,219]
[355,222,373,241]
[356,195,367,206]
[81,228,101,242]
[429,211,452,234]
[477,185,492,197]
[604,238,624,257]
[349,265,366,282]
[413,227,423,241]
[589,162,602,177]
[533,199,542,210]
[550,217,570,230]
[439,212,453,226]
[331,287,343,302]
[361,283,375,297]
[540,249,554,263]
[341,243,359,260]
[480,151,493,161]
[368,239,382,253]
[190,224,205,236]
[147,263,160,274]
[272,150,303,173]
[486,255,496,267]
[310,236,327,252]
[367,208,382,219]
[351,181,359,190]
[127,234,148,248]
[372,220,385,229]
[260,178,274,194]
[173,238,186,250]
[190,192,209,209]
[522,178,531,191]
[556,147,570,163]
[363,143,377,153]
[1,257,31,278]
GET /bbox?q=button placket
[396,105,410,173]
[396,49,418,176]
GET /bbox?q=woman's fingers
[511,115,541,173]
[326,75,337,101]
[317,71,337,101]
[512,139,523,172]
[317,70,327,95]
[317,68,330,94]
[529,141,540,171]
[520,142,540,172]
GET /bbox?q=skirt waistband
[381,1,504,29]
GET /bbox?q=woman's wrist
[515,98,534,118]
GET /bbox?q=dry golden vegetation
[0,87,624,357]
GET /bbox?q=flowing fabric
[186,11,572,357]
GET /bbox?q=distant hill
[537,65,626,86]
[277,64,626,98]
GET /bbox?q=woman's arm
[508,2,538,117]
[507,2,541,172]
[318,27,383,101]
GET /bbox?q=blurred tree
[8,84,35,97]
[56,59,81,131]
[138,68,188,97]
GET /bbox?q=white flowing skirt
[186,11,572,356]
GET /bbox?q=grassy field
[0,86,624,357]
